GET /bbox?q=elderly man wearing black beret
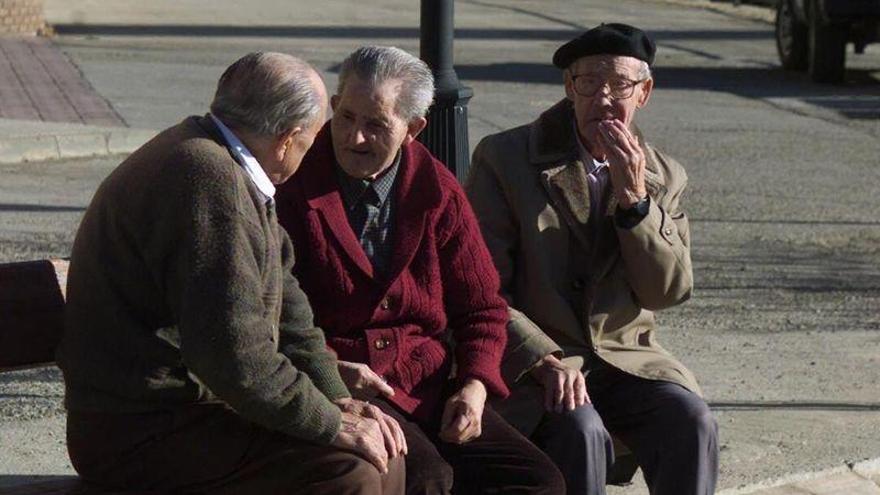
[466,23,719,495]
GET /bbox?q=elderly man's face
[564,54,653,155]
[330,76,423,179]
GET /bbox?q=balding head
[211,52,326,137]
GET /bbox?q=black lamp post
[418,0,473,184]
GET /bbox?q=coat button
[664,227,673,236]
[380,297,391,310]
[572,278,586,291]
[374,338,390,350]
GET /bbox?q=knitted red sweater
[276,125,509,420]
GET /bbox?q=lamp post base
[419,86,474,184]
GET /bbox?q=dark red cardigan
[275,124,509,420]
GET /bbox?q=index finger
[609,120,640,150]
[365,370,395,398]
[574,372,587,407]
[357,423,390,474]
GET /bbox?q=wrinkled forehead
[567,54,643,78]
[336,76,405,116]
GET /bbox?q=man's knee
[532,456,567,495]
[551,404,610,443]
[692,406,718,443]
[406,453,453,494]
[325,453,388,494]
[672,395,718,445]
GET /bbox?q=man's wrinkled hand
[331,411,391,473]
[439,378,487,444]
[530,353,589,413]
[335,397,407,458]
[597,119,647,209]
[337,360,395,399]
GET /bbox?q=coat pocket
[393,339,450,394]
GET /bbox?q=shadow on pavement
[691,218,880,226]
[454,63,880,120]
[0,204,86,213]
[52,23,771,42]
[0,476,81,492]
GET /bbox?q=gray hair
[337,46,435,122]
[210,52,324,136]
[637,60,652,81]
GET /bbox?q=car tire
[808,0,848,83]
[776,0,808,70]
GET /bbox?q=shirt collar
[210,114,276,204]
[573,119,608,175]
[335,151,401,209]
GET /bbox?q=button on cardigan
[276,124,510,420]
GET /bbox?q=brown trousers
[373,398,565,495]
[66,403,405,495]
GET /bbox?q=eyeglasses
[570,74,645,100]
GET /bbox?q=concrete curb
[646,0,775,24]
[0,122,157,164]
[718,458,880,494]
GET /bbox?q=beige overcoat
[466,99,701,435]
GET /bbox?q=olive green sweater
[58,116,349,444]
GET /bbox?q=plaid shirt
[335,153,400,278]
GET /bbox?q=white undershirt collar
[210,114,276,204]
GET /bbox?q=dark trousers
[530,362,718,495]
[66,403,405,494]
[373,398,565,495]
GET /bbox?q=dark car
[776,0,880,82]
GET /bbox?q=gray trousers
[530,361,718,495]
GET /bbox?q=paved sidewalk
[0,118,155,163]
[719,459,880,495]
[0,37,122,125]
[0,36,154,163]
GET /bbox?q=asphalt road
[2,0,879,491]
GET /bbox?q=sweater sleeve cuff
[457,361,509,399]
[308,365,352,402]
[281,394,343,444]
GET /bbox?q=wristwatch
[615,196,650,229]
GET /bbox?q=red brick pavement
[0,36,125,126]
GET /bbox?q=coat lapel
[384,141,441,286]
[540,161,594,251]
[531,100,595,251]
[299,126,375,279]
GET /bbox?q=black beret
[552,23,656,69]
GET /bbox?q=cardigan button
[380,297,391,310]
[664,227,673,236]
[374,338,391,350]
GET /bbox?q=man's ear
[402,117,428,146]
[330,94,339,113]
[563,69,576,101]
[275,127,301,161]
[637,78,653,108]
